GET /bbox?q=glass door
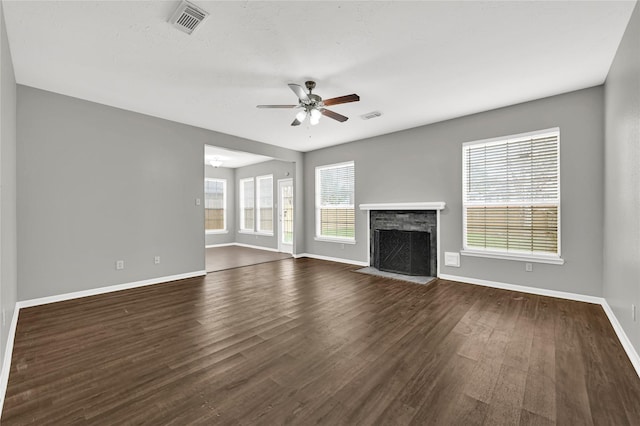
[278,179,294,254]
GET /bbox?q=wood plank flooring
[2,258,640,425]
[206,246,291,272]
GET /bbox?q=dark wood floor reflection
[206,245,291,272]
[3,258,640,424]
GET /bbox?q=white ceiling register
[359,202,446,211]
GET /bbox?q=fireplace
[374,229,431,276]
[369,210,438,277]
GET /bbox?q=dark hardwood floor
[3,258,640,425]
[206,246,291,272]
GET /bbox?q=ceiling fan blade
[291,118,302,126]
[322,94,360,107]
[288,84,310,103]
[256,104,297,108]
[321,109,349,122]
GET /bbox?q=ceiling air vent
[169,1,209,35]
[361,111,382,120]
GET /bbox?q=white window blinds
[256,175,273,233]
[316,161,355,240]
[463,129,560,257]
[240,178,254,231]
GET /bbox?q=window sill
[314,237,357,245]
[460,249,565,265]
[238,230,274,237]
[206,230,228,235]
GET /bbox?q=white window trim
[256,174,274,236]
[315,161,355,243]
[314,236,357,244]
[204,178,227,233]
[462,127,564,264]
[460,249,564,265]
[239,177,255,232]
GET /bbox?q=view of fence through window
[466,205,558,253]
[320,208,355,238]
[205,179,225,231]
[316,161,355,240]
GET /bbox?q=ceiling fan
[257,81,360,126]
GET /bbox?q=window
[204,178,226,232]
[239,178,255,232]
[315,161,355,242]
[256,175,274,234]
[462,128,562,263]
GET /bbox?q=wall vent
[169,1,209,35]
[361,111,382,120]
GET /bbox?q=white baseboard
[439,273,640,378]
[0,306,20,414]
[601,300,640,378]
[206,242,281,253]
[295,253,369,267]
[438,273,603,304]
[17,270,207,309]
[233,243,280,253]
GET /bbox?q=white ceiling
[204,144,272,168]
[3,1,636,152]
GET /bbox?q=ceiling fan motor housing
[304,94,323,108]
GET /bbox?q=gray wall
[235,159,295,250]
[305,87,604,296]
[204,165,235,246]
[17,86,303,300]
[604,3,640,354]
[0,3,17,371]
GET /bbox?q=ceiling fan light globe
[310,108,322,120]
[295,110,308,122]
[310,115,320,126]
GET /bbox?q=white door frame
[277,178,294,254]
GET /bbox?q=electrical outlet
[154,256,161,265]
[633,304,636,322]
[116,260,125,270]
[195,198,201,206]
[525,263,533,272]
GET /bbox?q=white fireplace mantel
[359,202,446,211]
